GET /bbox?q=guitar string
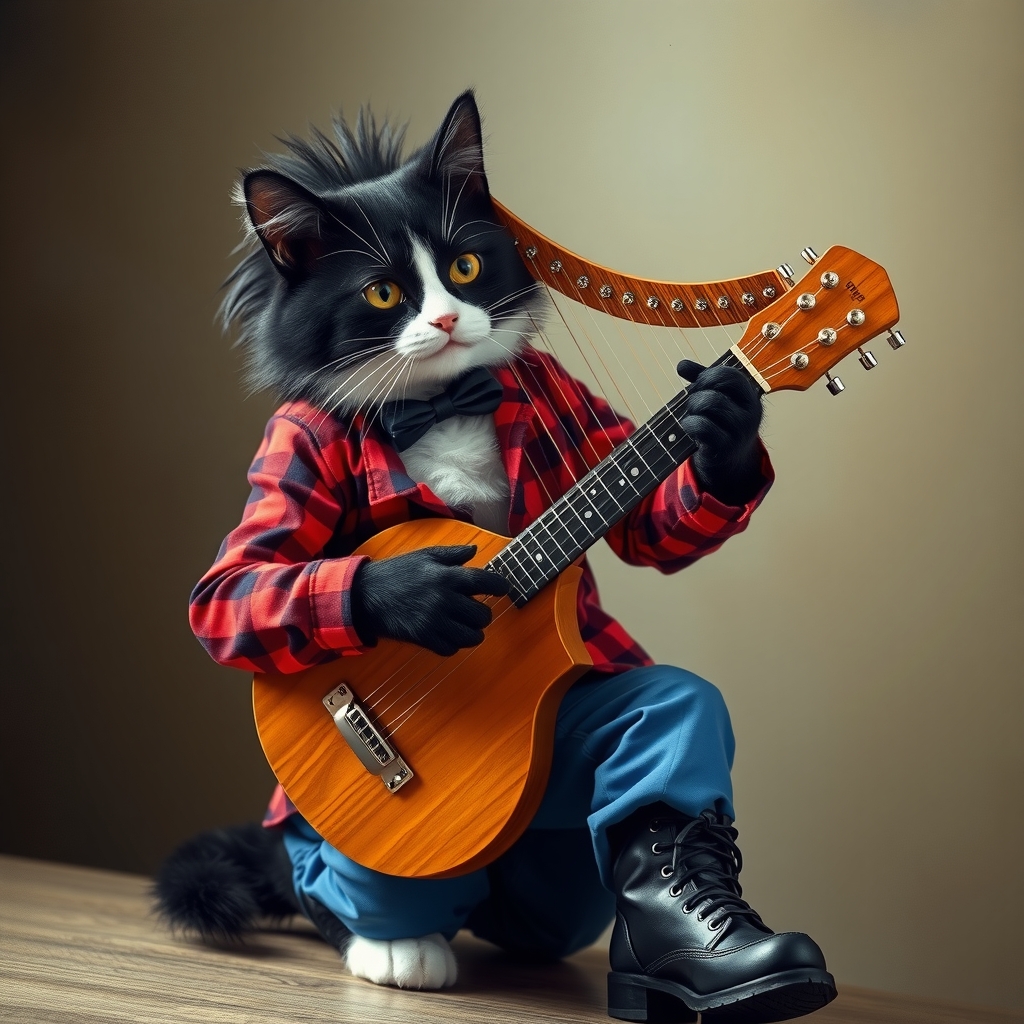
[539,268,678,472]
[626,302,686,395]
[539,289,656,460]
[530,293,631,457]
[515,292,662,520]
[523,246,663,415]
[542,267,650,423]
[526,292,667,489]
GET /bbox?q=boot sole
[608,968,837,1023]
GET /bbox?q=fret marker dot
[630,467,639,476]
[668,434,676,442]
[584,510,592,518]
[619,479,625,486]
[590,488,597,495]
[535,553,544,561]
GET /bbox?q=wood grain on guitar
[254,520,592,879]
[253,211,904,880]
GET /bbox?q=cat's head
[222,91,543,417]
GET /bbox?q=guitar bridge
[322,685,414,793]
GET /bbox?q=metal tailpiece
[323,684,414,793]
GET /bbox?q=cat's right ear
[419,91,488,199]
[243,170,328,282]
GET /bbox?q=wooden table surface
[1,853,1018,1024]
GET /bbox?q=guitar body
[252,518,593,879]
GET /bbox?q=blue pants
[283,664,735,958]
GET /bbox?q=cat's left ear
[420,90,489,199]
[242,170,330,282]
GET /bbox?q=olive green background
[1,0,1021,1011]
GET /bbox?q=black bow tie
[378,367,504,452]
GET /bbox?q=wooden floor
[1,854,1018,1024]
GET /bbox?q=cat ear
[422,90,489,199]
[242,170,329,281]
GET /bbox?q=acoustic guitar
[253,208,903,879]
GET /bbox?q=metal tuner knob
[825,372,845,396]
[887,329,907,350]
[858,347,878,370]
[777,263,796,287]
[801,246,819,265]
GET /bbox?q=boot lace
[652,810,766,932]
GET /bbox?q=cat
[158,91,549,988]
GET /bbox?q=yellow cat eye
[449,253,481,285]
[363,280,403,309]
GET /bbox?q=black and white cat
[162,93,544,989]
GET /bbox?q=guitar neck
[488,351,743,606]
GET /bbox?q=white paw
[344,933,458,989]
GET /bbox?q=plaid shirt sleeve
[189,410,370,673]
[533,352,774,574]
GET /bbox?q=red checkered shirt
[189,346,773,826]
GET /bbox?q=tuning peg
[887,329,906,350]
[858,347,878,370]
[825,372,845,395]
[800,247,819,265]
[777,263,796,287]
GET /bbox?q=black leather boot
[608,804,837,1023]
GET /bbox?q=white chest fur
[400,415,510,534]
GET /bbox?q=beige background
[1,0,1021,1012]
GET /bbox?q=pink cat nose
[429,313,459,334]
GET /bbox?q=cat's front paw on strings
[344,933,458,989]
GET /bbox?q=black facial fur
[222,91,541,407]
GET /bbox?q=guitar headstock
[733,246,901,393]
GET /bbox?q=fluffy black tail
[153,822,300,941]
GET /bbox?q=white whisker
[349,195,392,265]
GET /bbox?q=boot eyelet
[708,918,723,930]
[648,820,662,832]
[651,843,665,855]
[696,912,705,922]
[660,865,673,878]
[669,884,682,897]
[681,902,693,914]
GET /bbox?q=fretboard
[488,351,742,606]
